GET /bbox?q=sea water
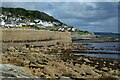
[73,32,120,59]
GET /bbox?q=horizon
[1,2,119,33]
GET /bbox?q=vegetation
[1,7,91,35]
[76,30,90,35]
[1,7,63,24]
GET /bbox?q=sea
[94,32,120,38]
[73,32,120,59]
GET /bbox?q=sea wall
[72,33,96,40]
[1,29,72,49]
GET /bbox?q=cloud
[1,0,120,2]
[48,2,118,33]
[52,2,117,19]
[1,2,119,33]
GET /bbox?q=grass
[77,30,90,35]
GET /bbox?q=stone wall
[1,29,72,49]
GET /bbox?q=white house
[1,21,5,26]
[61,28,65,31]
[34,19,40,23]
[72,28,76,31]
[19,22,26,27]
[4,24,14,28]
[64,26,68,28]
[58,28,62,31]
[29,22,35,25]
[67,28,71,31]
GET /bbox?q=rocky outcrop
[0,64,35,78]
[1,44,120,79]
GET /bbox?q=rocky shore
[1,43,120,79]
[73,37,120,42]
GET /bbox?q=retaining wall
[1,29,72,49]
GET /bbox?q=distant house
[61,28,65,31]
[64,25,68,28]
[18,21,28,28]
[34,19,40,23]
[29,22,35,26]
[43,21,53,27]
[53,22,60,25]
[58,27,65,31]
[58,28,62,31]
[72,28,76,31]
[5,24,14,28]
[19,22,26,26]
[4,21,15,28]
[1,20,5,26]
[67,28,71,31]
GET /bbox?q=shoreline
[72,50,120,54]
[72,37,120,42]
[1,43,120,79]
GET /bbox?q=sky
[1,1,119,33]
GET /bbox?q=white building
[67,28,71,31]
[58,28,62,31]
[61,28,65,31]
[1,21,5,26]
[72,28,76,31]
[29,22,35,25]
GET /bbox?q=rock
[32,68,43,77]
[38,72,45,77]
[96,62,99,64]
[0,64,35,78]
[79,64,101,77]
[75,63,80,67]
[77,57,82,60]
[30,48,35,51]
[109,70,115,74]
[58,50,62,53]
[101,73,120,80]
[8,46,15,51]
[83,58,91,63]
[10,58,29,66]
[20,46,29,52]
[43,66,56,78]
[42,49,49,54]
[109,70,120,76]
[109,63,114,66]
[102,67,108,72]
[22,59,30,66]
[29,63,37,68]
[2,43,120,78]
[60,77,72,80]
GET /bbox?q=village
[0,12,76,32]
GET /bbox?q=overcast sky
[1,2,119,33]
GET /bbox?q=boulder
[83,58,91,63]
[7,46,15,51]
[102,67,109,72]
[0,64,35,78]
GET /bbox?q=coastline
[72,37,120,43]
[0,30,120,79]
[1,43,120,79]
[1,4,120,79]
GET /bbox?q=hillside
[1,7,63,25]
[0,7,91,36]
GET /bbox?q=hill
[1,7,91,35]
[1,7,63,25]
